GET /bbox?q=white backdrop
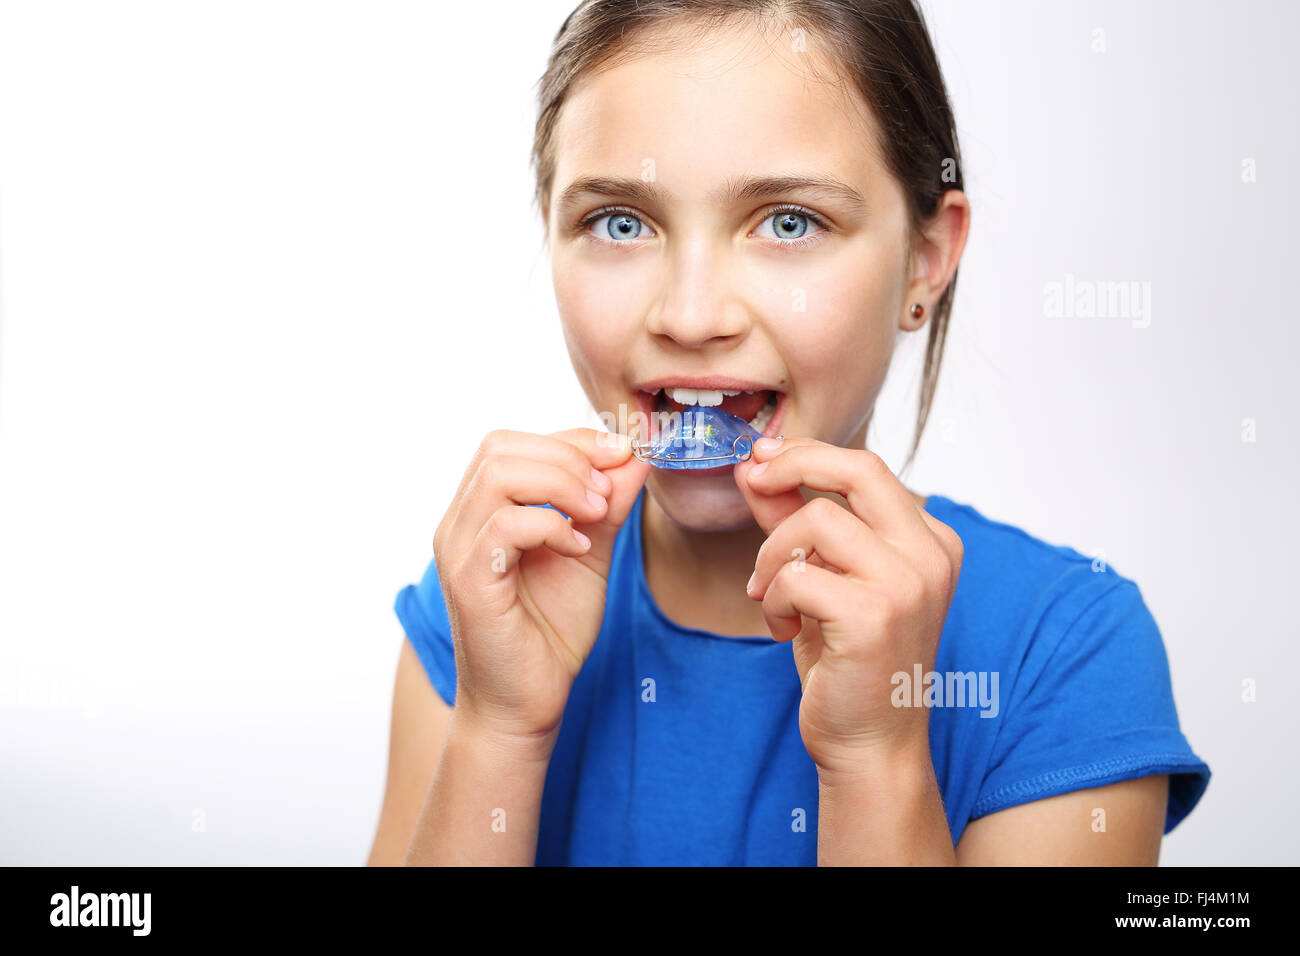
[0,0,1294,865]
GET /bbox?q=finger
[788,618,825,689]
[447,455,610,562]
[459,504,591,592]
[760,562,859,643]
[917,507,963,566]
[748,435,795,463]
[734,436,842,535]
[916,508,964,593]
[456,428,633,504]
[748,496,896,600]
[547,426,636,472]
[743,440,932,546]
[733,452,805,534]
[572,452,651,568]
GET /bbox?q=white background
[0,0,1294,865]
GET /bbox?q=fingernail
[586,488,607,510]
[573,529,591,549]
[589,467,612,493]
[745,571,756,595]
[754,437,783,453]
[748,461,768,477]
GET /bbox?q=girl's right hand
[433,427,650,746]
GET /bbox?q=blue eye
[757,208,826,242]
[588,211,654,242]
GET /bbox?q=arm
[954,774,1167,865]
[366,638,453,866]
[817,752,1168,865]
[816,744,956,866]
[403,707,556,866]
[734,439,1177,866]
[366,637,557,866]
[373,427,646,865]
[735,438,965,866]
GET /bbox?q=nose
[644,237,750,348]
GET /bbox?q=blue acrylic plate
[631,404,765,470]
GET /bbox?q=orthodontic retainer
[630,404,782,470]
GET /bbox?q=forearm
[816,747,957,866]
[404,709,556,866]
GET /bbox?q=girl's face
[546,19,922,533]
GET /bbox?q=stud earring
[910,303,925,320]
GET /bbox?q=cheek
[756,244,901,382]
[553,250,643,395]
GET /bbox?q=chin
[645,468,758,532]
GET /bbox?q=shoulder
[926,493,1105,579]
[923,493,1174,697]
[925,493,1137,633]
[924,495,1209,833]
[396,547,451,636]
[923,493,1188,743]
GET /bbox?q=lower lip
[633,390,788,473]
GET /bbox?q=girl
[369,0,1209,866]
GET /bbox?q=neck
[636,423,930,637]
[640,489,772,637]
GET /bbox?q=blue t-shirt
[394,487,1210,865]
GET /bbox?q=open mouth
[634,383,786,448]
[657,386,779,431]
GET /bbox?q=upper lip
[633,375,783,393]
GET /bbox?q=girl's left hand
[733,437,964,777]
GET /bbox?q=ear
[900,189,971,332]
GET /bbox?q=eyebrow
[554,174,867,217]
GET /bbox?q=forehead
[550,18,886,200]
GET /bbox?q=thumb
[733,455,804,534]
[573,454,650,565]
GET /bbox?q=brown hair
[531,0,964,470]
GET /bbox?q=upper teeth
[667,387,718,406]
[657,387,778,432]
[749,394,777,432]
[664,387,757,406]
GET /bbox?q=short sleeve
[971,577,1210,833]
[393,554,457,707]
